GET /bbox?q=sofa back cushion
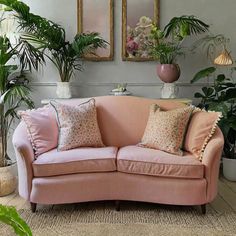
[58,96,185,147]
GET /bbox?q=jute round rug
[1,202,236,235]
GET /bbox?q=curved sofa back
[59,96,186,147]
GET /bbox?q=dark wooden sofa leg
[30,203,37,213]
[115,200,120,211]
[201,204,206,214]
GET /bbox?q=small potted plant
[150,15,209,83]
[191,68,236,181]
[1,0,108,99]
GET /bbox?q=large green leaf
[194,92,205,98]
[191,67,216,83]
[202,87,214,96]
[0,205,32,236]
[72,32,107,57]
[225,88,236,100]
[216,74,226,83]
[164,15,209,39]
[208,102,228,116]
[219,119,231,138]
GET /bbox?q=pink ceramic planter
[157,64,181,83]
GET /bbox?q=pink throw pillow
[184,109,222,161]
[18,106,58,157]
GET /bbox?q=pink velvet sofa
[12,96,224,214]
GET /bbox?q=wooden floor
[1,176,236,213]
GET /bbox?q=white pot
[223,157,236,181]
[56,82,72,99]
[161,83,179,99]
[0,163,17,196]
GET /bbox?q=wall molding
[30,82,210,87]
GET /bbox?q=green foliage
[0,2,45,71]
[150,15,209,64]
[0,0,108,82]
[192,68,236,159]
[164,15,210,40]
[0,204,32,236]
[191,67,216,83]
[0,35,34,167]
[151,41,183,64]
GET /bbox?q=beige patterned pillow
[50,99,104,151]
[139,104,194,156]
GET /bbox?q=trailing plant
[191,67,236,159]
[0,204,32,236]
[0,0,108,82]
[150,15,209,64]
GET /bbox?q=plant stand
[161,83,179,99]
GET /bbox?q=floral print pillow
[50,99,104,151]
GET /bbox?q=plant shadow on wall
[0,0,108,98]
[191,34,236,181]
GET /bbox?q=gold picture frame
[78,0,114,61]
[122,0,159,61]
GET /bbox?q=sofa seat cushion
[33,147,118,177]
[117,146,204,179]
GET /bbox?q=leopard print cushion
[50,99,104,151]
[139,104,194,156]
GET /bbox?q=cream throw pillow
[50,99,104,151]
[139,104,194,156]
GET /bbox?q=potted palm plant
[0,35,35,196]
[0,5,44,195]
[0,0,107,98]
[191,68,236,181]
[150,16,209,84]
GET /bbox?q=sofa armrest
[12,122,35,201]
[202,127,224,203]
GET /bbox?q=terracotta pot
[157,64,181,83]
[0,163,17,196]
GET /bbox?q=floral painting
[126,16,154,58]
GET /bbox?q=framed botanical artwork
[78,0,114,61]
[122,0,159,61]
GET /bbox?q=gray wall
[22,0,236,107]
